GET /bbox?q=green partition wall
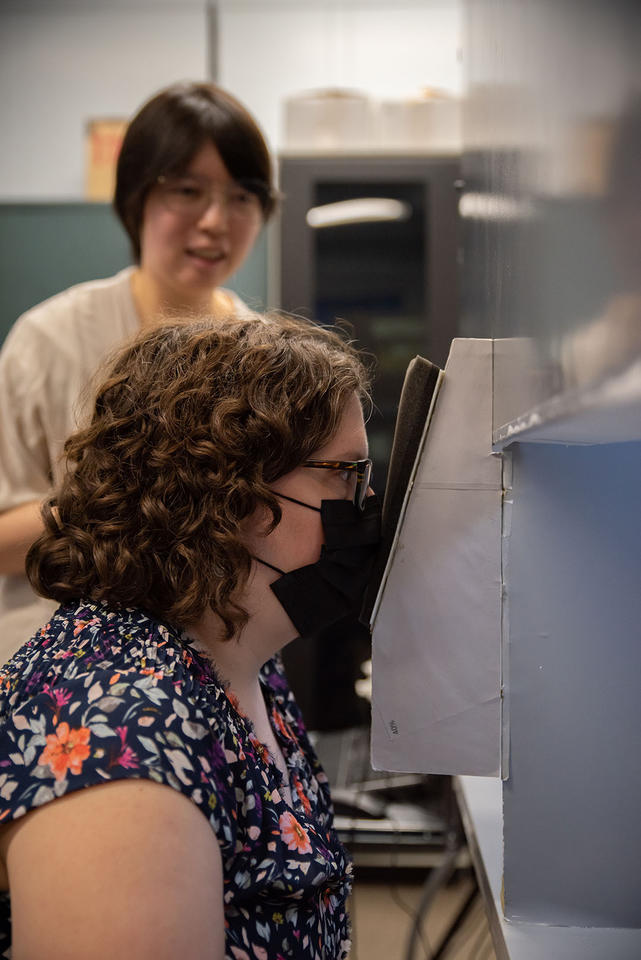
[0,203,269,345]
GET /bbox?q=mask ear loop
[253,491,322,574]
[275,492,321,512]
[254,556,285,575]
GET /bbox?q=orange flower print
[73,617,99,636]
[271,707,294,741]
[38,722,91,781]
[293,777,312,816]
[279,811,312,854]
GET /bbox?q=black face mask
[255,493,381,638]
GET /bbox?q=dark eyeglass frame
[301,458,373,511]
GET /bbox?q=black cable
[404,841,462,960]
[388,880,434,960]
[385,770,438,960]
[437,893,488,960]
[339,735,471,960]
[404,778,464,960]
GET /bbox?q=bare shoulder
[1,778,224,960]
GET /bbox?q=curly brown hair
[26,314,371,638]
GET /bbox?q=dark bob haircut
[27,313,370,639]
[113,81,278,262]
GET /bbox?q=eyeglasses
[155,174,268,222]
[302,458,373,511]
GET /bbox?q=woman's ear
[239,500,278,549]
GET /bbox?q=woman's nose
[197,195,229,231]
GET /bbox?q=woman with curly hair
[0,313,380,960]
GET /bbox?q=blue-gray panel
[503,441,641,927]
[0,203,268,346]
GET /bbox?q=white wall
[0,0,462,198]
[218,0,463,151]
[0,1,209,199]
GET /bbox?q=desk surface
[456,776,641,960]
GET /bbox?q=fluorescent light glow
[306,197,412,228]
[458,192,538,222]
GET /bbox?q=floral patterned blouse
[0,600,352,959]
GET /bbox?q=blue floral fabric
[0,600,352,959]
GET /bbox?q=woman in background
[0,312,379,959]
[0,81,277,657]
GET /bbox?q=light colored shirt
[0,268,248,660]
